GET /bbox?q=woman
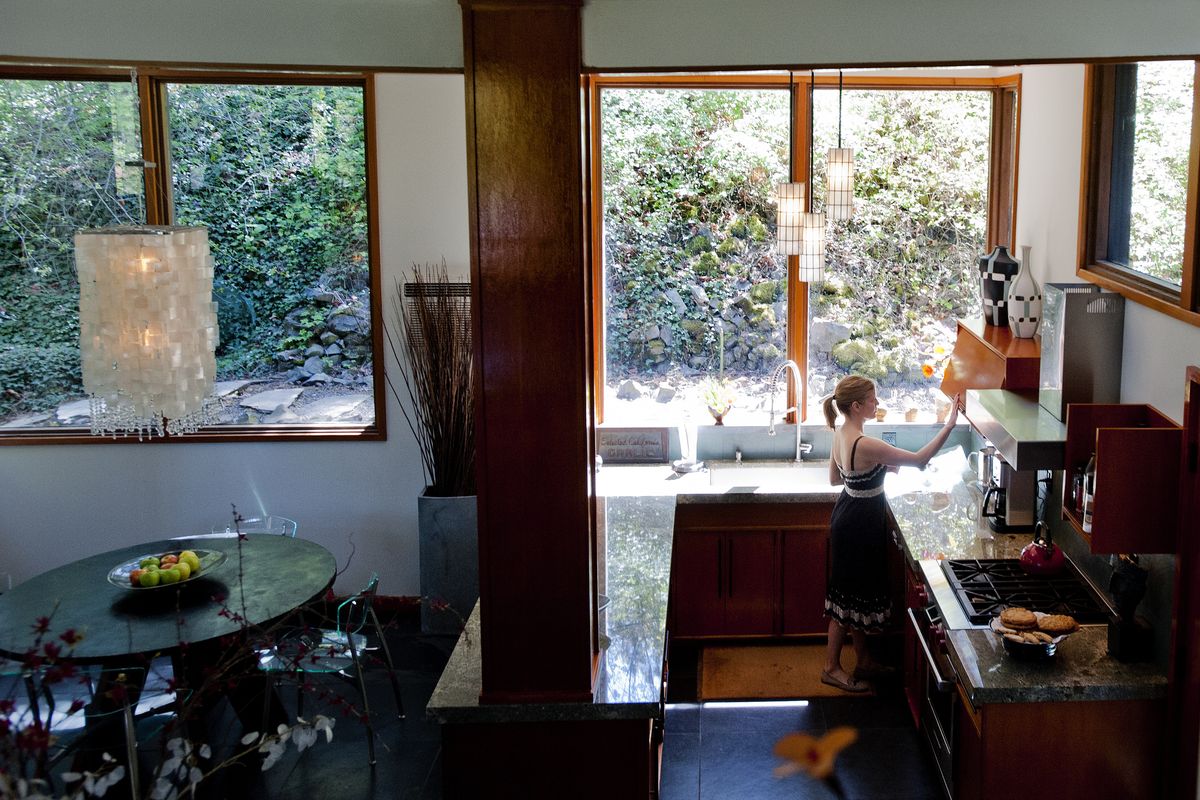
[819,376,960,692]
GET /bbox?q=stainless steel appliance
[1039,283,1125,422]
[979,456,1036,532]
[907,556,1114,798]
[939,558,1111,626]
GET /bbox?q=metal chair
[211,515,297,537]
[256,574,404,765]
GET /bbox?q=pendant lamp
[775,180,806,256]
[75,225,220,438]
[797,210,826,282]
[826,70,855,221]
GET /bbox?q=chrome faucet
[767,359,813,462]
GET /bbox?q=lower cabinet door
[779,529,829,635]
[671,530,725,637]
[723,531,776,635]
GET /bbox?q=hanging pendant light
[76,225,220,438]
[775,180,806,256]
[797,210,826,282]
[826,70,855,221]
[797,69,825,281]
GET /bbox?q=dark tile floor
[660,696,943,800]
[6,626,942,800]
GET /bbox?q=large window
[591,73,1017,426]
[0,68,381,442]
[1081,60,1200,324]
[598,85,789,426]
[811,87,993,408]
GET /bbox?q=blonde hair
[822,375,877,428]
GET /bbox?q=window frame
[1078,59,1200,326]
[586,71,1021,424]
[0,63,385,445]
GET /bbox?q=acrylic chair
[20,663,184,800]
[256,574,404,765]
[211,515,298,537]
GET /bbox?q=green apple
[160,568,181,585]
[139,556,160,569]
[139,570,161,588]
[174,561,192,580]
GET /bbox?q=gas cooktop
[940,558,1113,626]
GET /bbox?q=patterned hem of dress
[824,600,891,633]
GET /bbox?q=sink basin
[707,459,833,489]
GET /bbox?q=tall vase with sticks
[386,260,477,633]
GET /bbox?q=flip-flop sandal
[820,669,870,693]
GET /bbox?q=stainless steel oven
[907,603,960,800]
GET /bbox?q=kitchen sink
[706,459,833,489]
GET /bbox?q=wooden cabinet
[940,318,1040,403]
[952,690,1166,800]
[669,529,775,637]
[779,528,830,635]
[1061,403,1182,553]
[670,501,832,639]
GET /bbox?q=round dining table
[0,533,337,663]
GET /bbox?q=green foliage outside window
[601,88,789,384]
[1127,61,1192,286]
[0,78,371,425]
[168,83,369,377]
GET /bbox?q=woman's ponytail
[822,395,839,429]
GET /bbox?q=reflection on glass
[1108,61,1193,286]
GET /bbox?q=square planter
[418,490,478,634]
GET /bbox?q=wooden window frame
[587,71,1021,424]
[0,64,385,445]
[1078,60,1200,326]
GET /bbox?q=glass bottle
[1081,452,1097,533]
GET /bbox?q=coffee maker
[980,454,1037,532]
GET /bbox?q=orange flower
[921,363,936,379]
[773,726,858,779]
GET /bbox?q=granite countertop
[427,489,680,724]
[885,448,1168,705]
[427,449,1167,725]
[427,460,837,725]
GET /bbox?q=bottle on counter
[1071,466,1086,512]
[1081,452,1097,533]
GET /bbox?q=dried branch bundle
[386,260,476,497]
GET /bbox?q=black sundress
[824,435,892,633]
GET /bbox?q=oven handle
[907,607,955,693]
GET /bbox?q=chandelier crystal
[75,226,220,438]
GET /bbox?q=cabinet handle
[720,542,729,597]
[717,538,723,597]
[907,607,954,693]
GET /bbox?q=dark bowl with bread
[991,608,1080,661]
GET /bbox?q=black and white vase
[1007,245,1042,339]
[978,245,1019,327]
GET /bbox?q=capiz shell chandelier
[75,226,220,438]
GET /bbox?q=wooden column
[460,0,596,703]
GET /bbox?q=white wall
[583,0,1200,69]
[6,0,1200,72]
[1014,64,1200,423]
[0,0,463,69]
[0,74,470,595]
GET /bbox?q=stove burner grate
[941,558,1111,626]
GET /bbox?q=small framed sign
[597,427,669,464]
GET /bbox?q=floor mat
[699,643,874,700]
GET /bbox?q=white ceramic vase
[1007,245,1042,338]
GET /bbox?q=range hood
[963,388,1066,470]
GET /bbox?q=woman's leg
[851,629,871,668]
[823,618,853,680]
